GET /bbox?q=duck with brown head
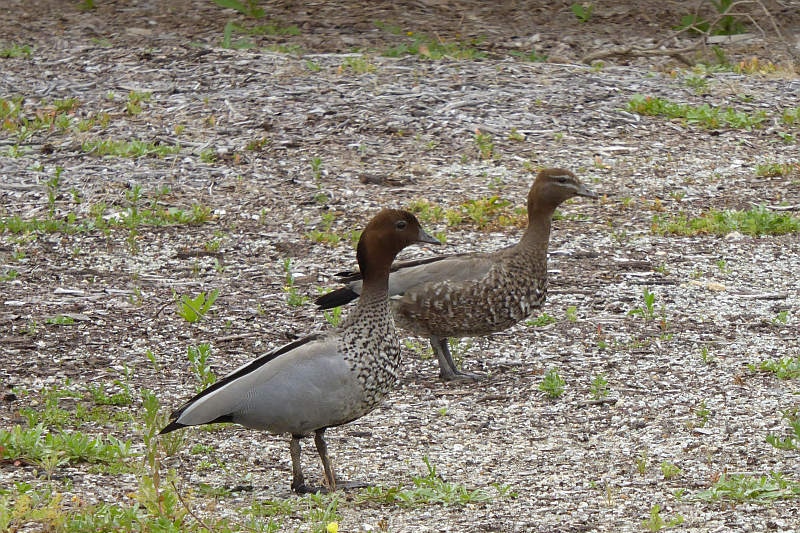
[160,209,439,493]
[315,169,598,381]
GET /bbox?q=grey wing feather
[166,335,358,435]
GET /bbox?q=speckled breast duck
[161,209,440,493]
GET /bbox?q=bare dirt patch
[1,1,800,532]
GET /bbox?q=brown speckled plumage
[394,246,546,339]
[316,169,597,381]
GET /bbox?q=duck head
[527,168,598,216]
[357,209,440,281]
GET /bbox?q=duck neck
[519,205,554,250]
[357,265,391,306]
[340,272,391,332]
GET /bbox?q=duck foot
[440,369,484,382]
[430,336,484,382]
[293,480,370,494]
[292,482,327,494]
[334,480,370,490]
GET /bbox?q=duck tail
[315,287,359,309]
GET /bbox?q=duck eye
[556,176,568,183]
[395,220,408,230]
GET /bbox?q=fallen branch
[582,43,700,66]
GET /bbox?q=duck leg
[313,428,369,491]
[430,335,483,381]
[290,435,314,494]
[314,429,337,491]
[289,432,339,494]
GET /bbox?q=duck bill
[418,228,442,245]
[577,184,599,199]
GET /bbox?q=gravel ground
[1,2,800,532]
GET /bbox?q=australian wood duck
[160,209,440,493]
[315,168,597,381]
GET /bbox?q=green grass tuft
[652,206,800,236]
[82,138,180,158]
[627,94,768,130]
[356,457,504,507]
[695,472,800,503]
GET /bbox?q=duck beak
[418,228,442,245]
[576,184,599,199]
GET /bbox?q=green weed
[45,315,74,326]
[636,449,649,475]
[771,310,790,326]
[187,344,217,391]
[310,156,323,180]
[125,90,151,116]
[0,424,133,466]
[692,400,711,428]
[460,196,524,229]
[220,21,256,49]
[589,373,609,400]
[244,498,296,519]
[570,3,594,23]
[340,55,377,74]
[305,229,339,245]
[1,96,84,142]
[282,258,309,306]
[627,287,658,322]
[305,211,349,245]
[766,409,800,451]
[0,269,19,281]
[652,206,800,236]
[406,199,446,224]
[356,457,500,507]
[627,94,767,130]
[539,368,565,398]
[404,338,434,360]
[246,137,271,151]
[695,472,800,502]
[213,0,265,18]
[699,345,714,365]
[642,503,683,531]
[526,312,557,327]
[509,49,548,62]
[565,305,578,322]
[506,128,526,142]
[0,42,33,58]
[323,306,343,327]
[19,384,81,428]
[82,138,180,158]
[660,461,682,480]
[749,356,800,379]
[303,493,341,532]
[782,107,800,126]
[377,24,486,60]
[88,369,133,407]
[176,289,219,323]
[684,75,709,93]
[474,130,494,160]
[200,148,218,163]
